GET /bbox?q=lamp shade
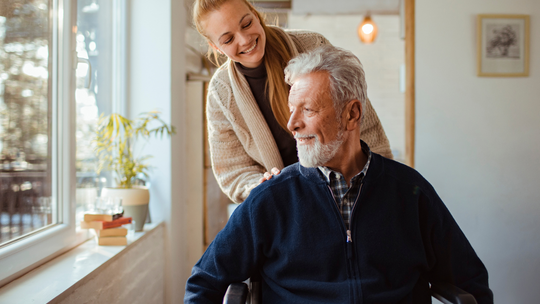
[358,15,378,44]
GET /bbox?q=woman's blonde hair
[193,0,292,133]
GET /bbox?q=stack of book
[81,213,132,246]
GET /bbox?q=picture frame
[477,14,530,77]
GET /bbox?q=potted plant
[94,110,175,231]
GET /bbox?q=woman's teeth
[242,40,257,54]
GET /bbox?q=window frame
[74,0,127,220]
[0,0,129,287]
[112,0,128,115]
[0,0,78,286]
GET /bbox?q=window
[75,0,126,224]
[0,0,55,247]
[0,0,126,286]
[0,0,75,285]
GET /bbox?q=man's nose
[287,110,302,132]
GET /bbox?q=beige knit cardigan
[206,28,393,203]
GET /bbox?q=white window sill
[0,222,163,303]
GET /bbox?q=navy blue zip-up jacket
[185,153,493,303]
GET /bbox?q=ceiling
[185,0,401,16]
[252,0,401,15]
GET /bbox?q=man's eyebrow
[288,99,310,107]
[218,13,250,41]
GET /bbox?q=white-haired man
[185,45,493,304]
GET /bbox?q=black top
[235,62,297,167]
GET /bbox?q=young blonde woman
[193,0,393,203]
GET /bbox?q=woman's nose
[238,32,251,46]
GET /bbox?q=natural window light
[0,0,126,286]
[75,0,125,226]
[0,0,55,247]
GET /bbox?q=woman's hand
[258,167,281,184]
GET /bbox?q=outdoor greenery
[94,111,175,188]
[0,0,50,167]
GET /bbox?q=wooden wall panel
[201,80,233,249]
[203,168,231,248]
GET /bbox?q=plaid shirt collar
[318,140,372,185]
[317,140,372,228]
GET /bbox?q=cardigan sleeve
[206,75,265,203]
[361,97,393,159]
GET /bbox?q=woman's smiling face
[202,0,266,68]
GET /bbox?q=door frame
[405,0,415,167]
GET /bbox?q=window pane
[0,0,54,245]
[75,0,115,222]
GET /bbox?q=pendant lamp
[358,15,378,44]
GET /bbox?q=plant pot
[101,186,149,231]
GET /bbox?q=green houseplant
[94,110,175,231]
[94,110,175,188]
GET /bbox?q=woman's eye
[223,37,233,44]
[243,21,252,29]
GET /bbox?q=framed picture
[477,14,530,77]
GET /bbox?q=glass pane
[75,0,115,223]
[0,0,54,245]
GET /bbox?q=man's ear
[344,100,362,131]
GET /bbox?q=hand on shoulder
[258,167,281,184]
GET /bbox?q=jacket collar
[298,141,383,186]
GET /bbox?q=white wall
[129,1,203,303]
[288,14,406,161]
[291,0,399,15]
[416,0,540,302]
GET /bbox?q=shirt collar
[318,140,372,184]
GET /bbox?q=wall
[288,14,406,161]
[52,225,165,304]
[416,0,540,302]
[46,1,198,302]
[291,0,399,15]
[128,0,202,303]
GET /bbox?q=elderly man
[185,45,493,304]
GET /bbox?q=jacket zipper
[348,183,363,241]
[327,186,353,261]
[327,182,365,304]
[326,183,364,247]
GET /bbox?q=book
[97,236,127,246]
[81,216,132,230]
[96,227,128,237]
[84,212,123,222]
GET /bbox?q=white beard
[296,129,344,168]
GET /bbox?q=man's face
[287,72,344,168]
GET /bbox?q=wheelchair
[223,280,477,304]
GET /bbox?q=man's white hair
[284,45,368,122]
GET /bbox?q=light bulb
[362,24,374,34]
[357,15,378,44]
